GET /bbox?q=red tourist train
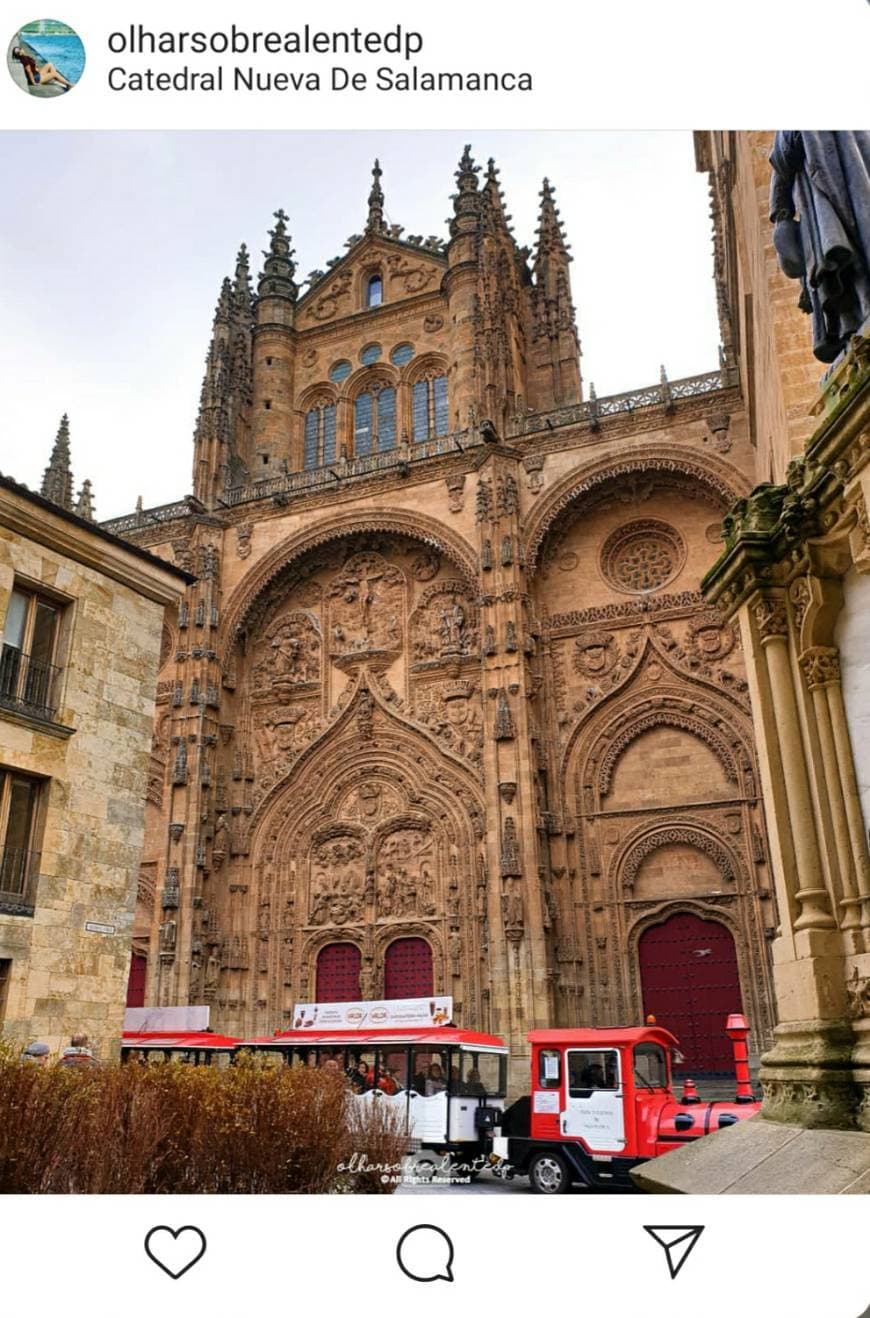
[120,1012,760,1190]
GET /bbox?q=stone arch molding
[559,632,756,792]
[617,821,742,893]
[222,508,479,652]
[524,446,745,574]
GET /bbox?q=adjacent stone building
[106,145,779,1085]
[0,453,190,1058]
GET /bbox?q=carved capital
[799,645,841,690]
[753,596,789,644]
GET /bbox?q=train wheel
[528,1150,572,1195]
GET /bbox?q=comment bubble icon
[396,1224,455,1283]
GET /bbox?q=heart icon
[144,1226,207,1280]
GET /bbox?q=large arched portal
[639,912,743,1073]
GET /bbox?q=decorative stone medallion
[600,519,686,595]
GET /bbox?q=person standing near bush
[58,1033,98,1067]
[21,1041,51,1066]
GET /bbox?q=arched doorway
[316,943,361,1002]
[126,953,147,1008]
[384,938,433,999]
[638,913,743,1073]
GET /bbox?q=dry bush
[0,1047,408,1194]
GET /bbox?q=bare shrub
[0,1047,409,1194]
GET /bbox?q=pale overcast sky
[0,131,721,519]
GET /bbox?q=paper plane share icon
[643,1225,705,1279]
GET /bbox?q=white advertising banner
[124,1005,210,1032]
[291,996,453,1030]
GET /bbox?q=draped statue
[770,131,870,362]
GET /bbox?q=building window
[0,958,10,1022]
[365,275,383,308]
[390,342,415,367]
[303,401,337,469]
[0,769,42,917]
[412,374,449,441]
[316,943,361,1003]
[359,343,382,366]
[384,938,433,1000]
[329,359,352,384]
[0,585,63,721]
[354,384,396,455]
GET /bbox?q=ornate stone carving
[493,689,515,741]
[600,519,686,595]
[799,645,841,690]
[476,475,493,524]
[309,834,366,925]
[413,680,483,772]
[754,596,789,642]
[846,967,870,1020]
[573,630,619,679]
[236,524,253,559]
[328,552,404,662]
[411,580,478,664]
[621,827,737,890]
[410,550,441,582]
[445,474,465,514]
[686,610,735,663]
[597,710,739,795]
[252,611,320,694]
[705,412,732,453]
[308,270,352,321]
[386,253,435,295]
[424,314,444,333]
[376,827,437,918]
[500,817,522,877]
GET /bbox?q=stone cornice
[0,481,191,606]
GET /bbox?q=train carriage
[241,1026,508,1164]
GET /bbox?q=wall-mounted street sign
[84,921,116,935]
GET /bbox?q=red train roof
[121,1032,240,1049]
[528,1026,680,1049]
[242,1027,507,1049]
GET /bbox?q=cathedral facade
[108,146,777,1081]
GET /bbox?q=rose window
[600,519,686,595]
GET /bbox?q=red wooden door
[638,914,742,1072]
[125,953,147,1008]
[316,943,361,1002]
[383,938,433,1000]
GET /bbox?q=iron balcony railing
[0,644,61,722]
[0,846,40,916]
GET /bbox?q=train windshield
[633,1042,669,1089]
[459,1050,507,1097]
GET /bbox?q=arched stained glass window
[366,275,383,308]
[303,401,337,469]
[412,374,449,441]
[316,943,362,1003]
[354,383,396,456]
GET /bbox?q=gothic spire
[40,413,74,511]
[214,275,233,326]
[232,244,254,319]
[257,208,298,301]
[450,144,482,237]
[74,478,95,523]
[534,177,572,268]
[366,159,387,235]
[482,156,515,237]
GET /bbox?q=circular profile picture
[7,18,85,97]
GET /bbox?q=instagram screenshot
[0,3,868,1314]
